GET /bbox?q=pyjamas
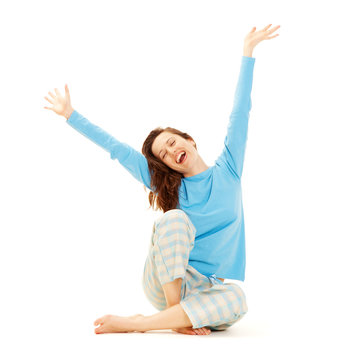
[142,209,248,331]
[65,56,256,330]
[66,55,256,282]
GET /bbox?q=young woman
[44,24,280,335]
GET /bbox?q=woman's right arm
[66,110,153,191]
[44,85,153,191]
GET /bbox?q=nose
[167,147,179,161]
[167,147,176,157]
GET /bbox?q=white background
[1,0,345,358]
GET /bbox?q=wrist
[64,107,74,120]
[243,45,254,58]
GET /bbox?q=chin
[172,166,185,174]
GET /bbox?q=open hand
[44,84,73,118]
[244,24,281,50]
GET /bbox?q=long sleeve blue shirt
[66,55,256,281]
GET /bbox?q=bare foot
[172,326,211,335]
[94,313,144,334]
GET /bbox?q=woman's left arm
[215,24,280,180]
[243,24,281,57]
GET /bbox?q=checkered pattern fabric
[142,209,248,330]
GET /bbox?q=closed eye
[163,140,175,159]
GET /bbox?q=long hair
[142,127,197,213]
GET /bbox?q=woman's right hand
[44,84,74,119]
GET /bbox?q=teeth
[177,152,185,163]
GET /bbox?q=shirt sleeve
[66,110,153,191]
[215,55,256,180]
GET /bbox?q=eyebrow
[158,137,173,158]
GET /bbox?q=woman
[44,24,280,335]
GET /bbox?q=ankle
[133,315,147,332]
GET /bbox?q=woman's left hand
[244,24,281,51]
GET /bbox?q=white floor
[1,309,343,360]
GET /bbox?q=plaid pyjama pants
[142,209,248,331]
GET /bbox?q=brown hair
[142,127,197,213]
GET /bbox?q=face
[151,131,197,174]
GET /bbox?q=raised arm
[43,85,153,190]
[215,55,256,180]
[66,110,153,191]
[215,24,280,180]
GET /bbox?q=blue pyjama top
[66,55,256,281]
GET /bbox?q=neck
[183,156,209,178]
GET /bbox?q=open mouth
[176,151,187,164]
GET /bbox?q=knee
[154,209,196,243]
[161,209,187,220]
[225,285,248,319]
[156,209,195,233]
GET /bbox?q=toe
[94,316,105,326]
[94,326,103,334]
[202,327,208,335]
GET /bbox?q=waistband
[208,274,225,285]
[208,274,246,289]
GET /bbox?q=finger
[48,91,56,99]
[54,88,62,97]
[43,106,53,111]
[266,34,280,40]
[266,25,281,35]
[44,96,53,105]
[65,84,70,100]
[261,24,272,31]
[250,26,256,33]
